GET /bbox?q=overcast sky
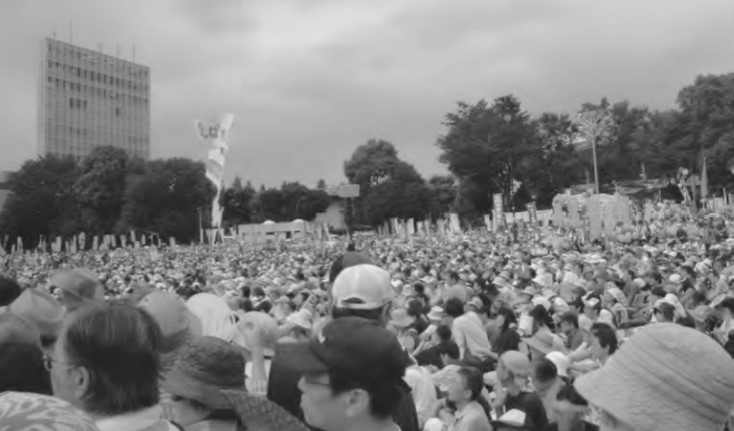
[1,0,732,187]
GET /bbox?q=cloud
[0,0,732,188]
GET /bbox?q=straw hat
[389,309,415,328]
[8,289,65,344]
[575,323,734,431]
[524,327,565,356]
[161,336,247,410]
[427,306,444,321]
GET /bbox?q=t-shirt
[504,391,548,431]
[452,312,493,360]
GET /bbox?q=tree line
[1,72,732,242]
[0,147,331,245]
[344,73,734,226]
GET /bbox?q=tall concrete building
[38,37,150,161]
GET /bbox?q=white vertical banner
[195,114,234,229]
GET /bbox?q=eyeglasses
[42,353,58,371]
[42,353,73,372]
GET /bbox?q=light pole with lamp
[196,207,203,244]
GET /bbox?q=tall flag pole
[195,114,235,231]
[701,156,709,201]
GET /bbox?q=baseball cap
[331,264,395,310]
[278,317,409,387]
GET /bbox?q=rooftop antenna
[52,25,57,39]
[132,43,136,62]
[69,21,73,44]
[116,43,121,59]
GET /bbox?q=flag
[701,157,709,200]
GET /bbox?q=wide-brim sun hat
[161,336,247,410]
[575,323,734,431]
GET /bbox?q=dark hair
[239,285,251,298]
[436,324,453,342]
[590,322,618,355]
[558,312,579,329]
[650,286,666,299]
[496,308,517,333]
[332,305,386,322]
[62,302,162,415]
[252,287,265,297]
[407,300,424,318]
[530,305,549,324]
[444,298,465,318]
[298,291,311,303]
[0,276,22,306]
[654,302,676,322]
[413,283,425,294]
[327,366,405,419]
[718,298,734,314]
[533,358,558,384]
[556,383,589,406]
[457,366,484,402]
[675,316,696,328]
[447,271,459,283]
[0,343,52,395]
[569,297,584,312]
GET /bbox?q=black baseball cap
[279,317,409,387]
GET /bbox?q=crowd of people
[3,212,734,431]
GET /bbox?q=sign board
[327,184,360,198]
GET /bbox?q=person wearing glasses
[46,302,180,431]
[280,316,410,431]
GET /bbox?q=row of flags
[0,231,177,256]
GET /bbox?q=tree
[344,139,401,196]
[0,156,80,245]
[436,95,538,219]
[221,176,255,226]
[316,179,327,190]
[427,175,457,220]
[74,146,130,234]
[118,158,215,242]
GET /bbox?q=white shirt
[452,311,493,360]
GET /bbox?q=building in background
[37,37,150,161]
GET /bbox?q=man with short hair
[284,317,409,431]
[444,271,469,304]
[268,260,420,431]
[48,302,178,431]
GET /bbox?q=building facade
[38,38,150,161]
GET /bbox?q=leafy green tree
[222,176,255,226]
[436,95,538,218]
[74,146,130,234]
[118,158,214,242]
[362,162,432,226]
[0,156,80,245]
[427,175,457,220]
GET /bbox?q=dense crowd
[2,213,734,431]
